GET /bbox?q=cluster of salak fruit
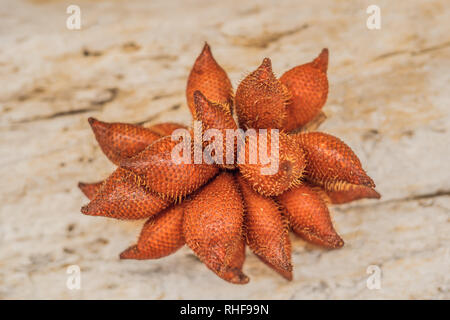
[78,43,380,284]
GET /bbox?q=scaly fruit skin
[81,168,170,220]
[237,174,292,280]
[183,172,248,284]
[310,48,329,73]
[293,132,375,191]
[120,135,219,199]
[235,58,290,129]
[88,117,162,165]
[278,185,344,249]
[146,122,187,137]
[325,184,381,204]
[78,120,187,200]
[120,204,184,259]
[193,90,237,132]
[280,49,329,131]
[186,42,233,117]
[78,44,381,285]
[219,237,249,284]
[238,131,306,196]
[78,181,103,200]
[193,90,238,168]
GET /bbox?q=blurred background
[0,0,449,299]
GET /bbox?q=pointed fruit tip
[202,41,211,52]
[319,48,329,62]
[277,262,294,281]
[282,270,293,281]
[80,204,89,215]
[88,117,97,125]
[357,186,381,200]
[328,235,344,249]
[221,268,250,284]
[362,175,376,189]
[88,117,109,131]
[261,256,293,281]
[119,245,139,259]
[249,57,274,82]
[260,57,272,69]
[235,273,250,285]
[80,203,99,216]
[197,42,212,60]
[311,48,329,73]
[232,274,250,285]
[372,189,381,199]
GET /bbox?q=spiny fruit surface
[186,42,233,117]
[325,184,381,204]
[146,122,187,137]
[183,172,247,284]
[193,90,237,167]
[193,90,237,133]
[88,117,162,165]
[278,185,344,249]
[78,181,103,200]
[280,49,329,131]
[120,135,219,199]
[235,58,290,129]
[237,174,292,280]
[310,48,329,72]
[293,132,375,191]
[120,204,184,259]
[78,44,380,285]
[219,237,249,284]
[238,131,306,196]
[81,167,170,220]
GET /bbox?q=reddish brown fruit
[120,204,184,259]
[326,183,381,204]
[235,58,290,129]
[193,90,237,132]
[186,43,233,117]
[120,135,219,199]
[81,168,170,220]
[278,185,344,249]
[238,131,306,196]
[308,181,380,205]
[88,117,162,165]
[280,49,329,131]
[193,90,238,167]
[183,173,247,284]
[219,237,249,284]
[293,132,375,191]
[310,48,329,73]
[298,111,327,133]
[78,181,103,200]
[237,174,292,280]
[147,122,187,137]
